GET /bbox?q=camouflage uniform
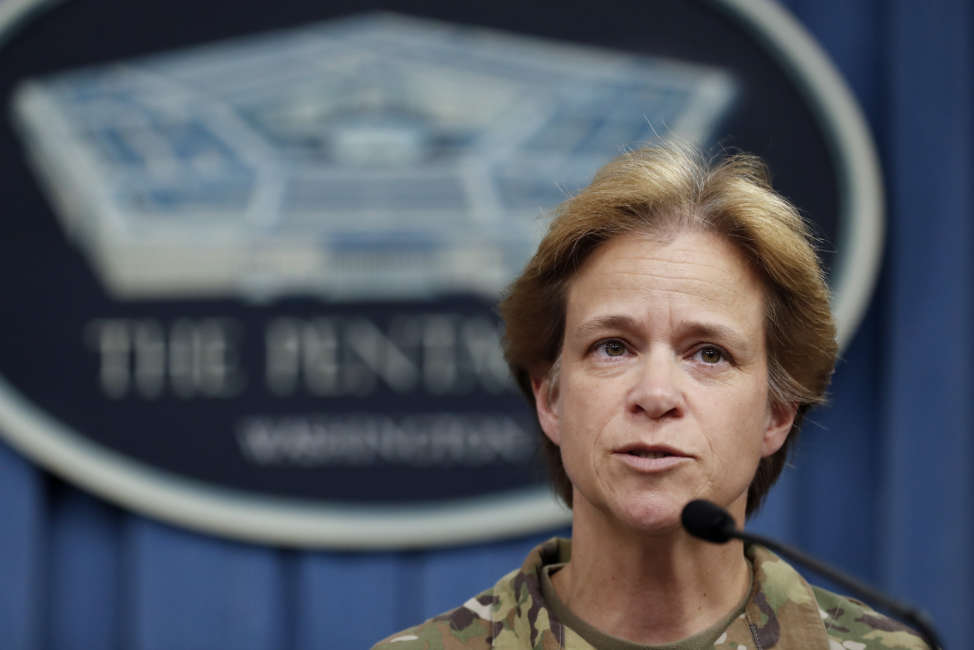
[373,538,929,649]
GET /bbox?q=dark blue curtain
[1,0,971,647]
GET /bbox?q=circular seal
[0,0,881,548]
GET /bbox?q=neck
[555,500,751,645]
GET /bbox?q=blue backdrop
[1,0,971,647]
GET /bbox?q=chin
[612,497,686,536]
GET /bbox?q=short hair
[499,142,837,518]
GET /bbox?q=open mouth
[617,444,688,458]
[625,450,673,459]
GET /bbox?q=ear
[531,372,561,446]
[761,401,797,457]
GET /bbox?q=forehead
[564,230,767,334]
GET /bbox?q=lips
[625,450,673,459]
[615,444,689,459]
[614,444,692,471]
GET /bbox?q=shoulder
[747,545,929,649]
[372,538,568,650]
[371,582,510,649]
[813,586,931,650]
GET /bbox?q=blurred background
[0,0,970,648]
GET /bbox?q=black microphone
[681,500,942,649]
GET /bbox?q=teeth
[629,451,669,458]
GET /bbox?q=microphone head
[681,499,736,544]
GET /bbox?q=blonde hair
[499,142,837,517]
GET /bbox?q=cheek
[556,381,619,470]
[561,377,620,440]
[706,387,770,456]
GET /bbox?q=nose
[626,346,683,419]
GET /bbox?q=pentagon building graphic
[12,13,737,301]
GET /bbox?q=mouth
[624,450,674,459]
[614,445,691,472]
[615,445,689,459]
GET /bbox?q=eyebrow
[678,322,755,355]
[573,314,642,340]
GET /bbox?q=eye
[696,345,726,364]
[595,339,628,358]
